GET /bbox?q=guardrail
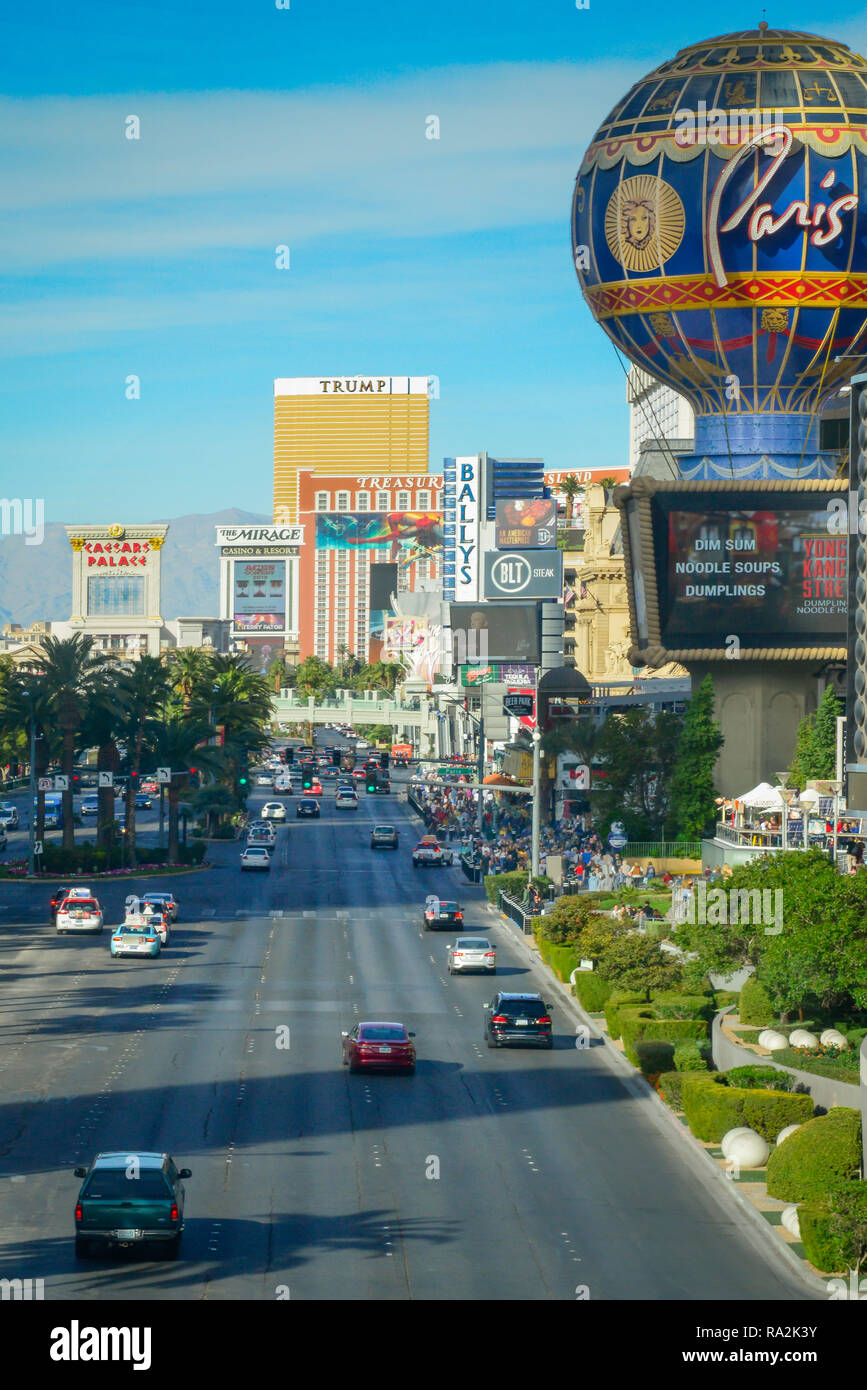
[498,890,537,935]
[460,854,482,883]
[622,840,702,859]
[0,777,29,794]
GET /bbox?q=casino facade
[572,26,867,791]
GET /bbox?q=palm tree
[559,474,582,521]
[144,715,223,864]
[168,648,214,713]
[38,635,107,849]
[0,668,56,845]
[78,675,130,853]
[116,656,172,857]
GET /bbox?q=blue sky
[4,1,867,519]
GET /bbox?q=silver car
[447,937,496,975]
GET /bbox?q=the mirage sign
[215,526,304,547]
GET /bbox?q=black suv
[296,798,320,818]
[422,899,464,930]
[484,992,553,1049]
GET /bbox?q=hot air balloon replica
[573,24,867,479]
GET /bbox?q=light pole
[530,725,542,880]
[830,780,843,867]
[435,695,486,832]
[23,689,35,877]
[776,772,790,851]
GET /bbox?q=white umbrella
[736,782,786,811]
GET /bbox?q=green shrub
[673,1042,707,1072]
[681,1074,812,1144]
[634,1040,675,1077]
[769,1046,860,1084]
[539,942,581,982]
[725,1065,795,1092]
[484,871,550,905]
[658,1071,687,1109]
[572,972,612,1014]
[799,1180,867,1275]
[739,977,776,1026]
[766,1107,862,1202]
[137,846,168,865]
[604,992,652,1041]
[178,842,206,866]
[799,1204,848,1274]
[621,1016,707,1067]
[713,991,740,1010]
[653,994,716,1022]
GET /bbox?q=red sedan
[309,780,323,796]
[342,1022,416,1074]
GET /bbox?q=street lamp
[530,726,542,879]
[830,780,843,867]
[22,688,36,877]
[776,772,790,851]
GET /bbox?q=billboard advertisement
[495,498,556,549]
[315,512,442,569]
[484,549,562,600]
[443,455,481,601]
[449,603,540,663]
[383,615,443,681]
[368,562,398,662]
[617,480,849,663]
[460,662,536,686]
[232,559,287,632]
[659,501,847,648]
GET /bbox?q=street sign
[156,767,171,783]
[34,841,43,855]
[37,777,52,791]
[503,693,535,717]
[54,775,69,791]
[98,771,114,787]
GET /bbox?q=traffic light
[366,774,377,793]
[332,749,341,766]
[239,773,248,786]
[302,765,313,790]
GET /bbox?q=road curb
[488,904,829,1300]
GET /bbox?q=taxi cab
[55,890,104,935]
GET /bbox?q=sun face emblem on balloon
[604,175,685,273]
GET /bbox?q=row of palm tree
[0,637,275,865]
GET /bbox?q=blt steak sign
[484,550,562,599]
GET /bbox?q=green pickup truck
[73,1151,191,1258]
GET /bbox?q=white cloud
[1,60,644,269]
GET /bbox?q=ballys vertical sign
[455,454,480,597]
[707,125,859,289]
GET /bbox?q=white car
[133,907,169,945]
[261,802,287,821]
[412,839,446,867]
[140,892,178,922]
[241,846,271,872]
[256,773,273,788]
[335,788,358,809]
[0,803,19,829]
[447,937,496,974]
[56,894,104,934]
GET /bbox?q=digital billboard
[617,479,849,664]
[484,549,562,600]
[449,603,540,664]
[495,498,556,549]
[232,560,287,632]
[369,562,397,661]
[315,512,442,569]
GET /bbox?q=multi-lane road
[0,760,816,1300]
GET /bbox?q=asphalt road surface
[0,762,816,1300]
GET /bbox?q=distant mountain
[0,508,270,628]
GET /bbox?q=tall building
[273,376,431,524]
[626,366,694,470]
[297,468,442,663]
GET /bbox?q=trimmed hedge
[765,1107,863,1203]
[713,991,740,1010]
[658,1071,687,1109]
[739,977,776,1026]
[635,1040,675,1078]
[537,941,581,983]
[484,870,550,905]
[572,972,612,1014]
[621,1016,707,1067]
[681,1074,813,1144]
[653,994,716,1022]
[725,1065,795,1092]
[604,992,652,1041]
[799,1181,867,1275]
[673,1041,707,1072]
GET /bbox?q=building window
[87,576,146,616]
[315,492,329,511]
[356,491,370,510]
[336,491,350,512]
[417,490,430,509]
[376,491,390,511]
[396,491,410,511]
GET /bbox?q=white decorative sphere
[776,1124,802,1146]
[781,1205,801,1238]
[721,1127,754,1158]
[759,1029,789,1051]
[725,1129,770,1168]
[820,1029,849,1049]
[789,1029,819,1050]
